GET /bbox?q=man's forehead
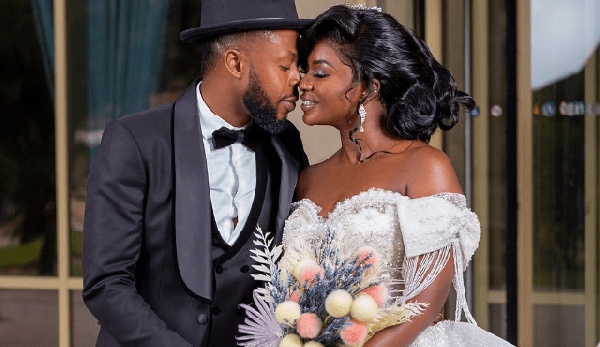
[250,32,299,56]
[267,29,300,44]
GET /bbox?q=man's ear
[224,48,245,79]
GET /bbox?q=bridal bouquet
[238,227,427,347]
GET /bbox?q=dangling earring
[358,103,366,132]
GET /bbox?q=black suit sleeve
[82,119,192,346]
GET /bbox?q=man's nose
[289,66,301,86]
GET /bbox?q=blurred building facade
[0,0,598,346]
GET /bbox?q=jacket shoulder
[277,120,308,169]
[119,103,173,128]
[106,103,174,140]
[278,120,301,140]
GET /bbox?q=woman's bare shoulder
[296,158,336,199]
[403,143,463,198]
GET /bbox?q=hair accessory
[347,3,383,13]
[180,0,314,44]
[358,103,366,132]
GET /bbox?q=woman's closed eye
[312,71,329,78]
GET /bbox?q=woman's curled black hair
[299,5,475,143]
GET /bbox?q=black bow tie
[212,126,259,151]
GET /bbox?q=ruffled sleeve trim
[398,193,480,272]
[398,193,480,323]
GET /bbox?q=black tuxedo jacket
[82,82,308,346]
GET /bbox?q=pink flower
[356,246,380,269]
[296,313,322,339]
[289,289,302,303]
[299,264,324,286]
[340,319,368,345]
[361,284,389,306]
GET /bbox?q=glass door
[527,0,599,346]
[472,1,599,345]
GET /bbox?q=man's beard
[243,70,288,135]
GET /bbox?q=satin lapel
[270,136,301,245]
[173,82,213,301]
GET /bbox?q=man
[82,0,311,345]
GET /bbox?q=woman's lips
[300,100,317,112]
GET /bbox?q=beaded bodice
[282,188,481,321]
[283,189,408,286]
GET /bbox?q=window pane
[532,105,585,290]
[533,304,584,347]
[488,0,508,291]
[0,0,56,276]
[530,1,598,345]
[484,0,510,340]
[68,0,202,275]
[531,0,594,292]
[489,303,509,340]
[72,290,99,346]
[0,290,58,346]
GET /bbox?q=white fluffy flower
[275,301,301,325]
[325,289,353,318]
[279,334,302,347]
[350,294,379,322]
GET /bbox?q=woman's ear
[359,79,381,104]
[368,79,381,101]
[357,82,369,103]
[224,48,244,79]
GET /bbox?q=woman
[287,4,513,346]
[238,4,514,347]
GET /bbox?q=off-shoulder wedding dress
[281,188,514,346]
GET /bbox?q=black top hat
[180,0,314,44]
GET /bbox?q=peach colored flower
[299,264,324,286]
[361,284,389,307]
[356,246,381,270]
[293,259,318,279]
[340,319,368,346]
[296,313,322,339]
[289,289,303,303]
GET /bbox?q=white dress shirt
[196,84,256,245]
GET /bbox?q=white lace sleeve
[398,193,481,323]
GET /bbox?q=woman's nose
[299,78,313,91]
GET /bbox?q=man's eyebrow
[276,51,297,60]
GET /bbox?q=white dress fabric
[281,188,514,346]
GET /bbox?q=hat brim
[180,18,314,44]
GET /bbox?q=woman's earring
[358,103,366,132]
